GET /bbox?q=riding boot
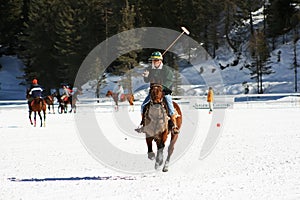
[140,113,144,125]
[171,114,179,134]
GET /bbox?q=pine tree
[266,0,297,45]
[0,0,23,54]
[249,31,272,93]
[290,11,300,92]
[53,0,84,85]
[115,0,140,93]
[19,0,59,89]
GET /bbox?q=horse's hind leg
[33,112,37,127]
[43,110,46,127]
[29,111,33,125]
[38,112,43,127]
[162,133,179,172]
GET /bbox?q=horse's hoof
[162,166,168,172]
[147,152,155,160]
[155,162,160,170]
[162,161,169,172]
[155,160,163,170]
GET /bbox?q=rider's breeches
[164,94,175,116]
[141,94,175,116]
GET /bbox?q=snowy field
[1,100,300,200]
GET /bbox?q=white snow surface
[1,101,300,200]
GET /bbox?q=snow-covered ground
[1,100,300,200]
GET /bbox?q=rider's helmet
[32,79,38,85]
[149,51,163,60]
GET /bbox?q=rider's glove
[142,70,149,77]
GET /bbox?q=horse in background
[70,89,82,113]
[44,92,58,114]
[29,98,47,127]
[56,90,72,114]
[141,84,182,172]
[106,90,134,111]
[57,89,82,113]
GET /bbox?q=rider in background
[136,51,179,133]
[61,85,72,102]
[27,78,43,111]
[113,83,124,101]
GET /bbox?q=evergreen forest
[0,0,299,93]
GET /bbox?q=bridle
[150,84,164,104]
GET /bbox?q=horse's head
[106,90,113,97]
[150,84,164,104]
[76,89,83,95]
[52,92,58,97]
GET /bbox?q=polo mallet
[162,26,190,56]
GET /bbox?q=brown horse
[29,98,47,127]
[106,90,134,111]
[142,84,182,172]
[44,92,57,114]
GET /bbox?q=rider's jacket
[29,84,43,98]
[143,64,174,95]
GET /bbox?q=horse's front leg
[155,139,165,170]
[129,105,134,112]
[52,104,55,114]
[114,101,119,111]
[146,137,155,160]
[162,133,179,172]
[64,104,68,113]
[155,147,164,170]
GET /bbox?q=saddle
[30,97,43,107]
[61,95,69,102]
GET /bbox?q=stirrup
[135,125,143,133]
